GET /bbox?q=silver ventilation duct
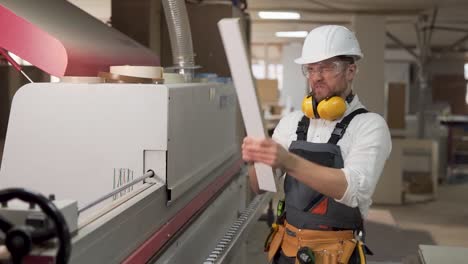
[162,0,199,82]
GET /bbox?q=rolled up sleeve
[272,111,302,149]
[335,114,392,217]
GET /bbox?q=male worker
[242,25,392,264]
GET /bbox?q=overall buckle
[331,123,347,138]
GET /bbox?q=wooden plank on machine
[218,18,277,192]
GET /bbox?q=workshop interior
[1,0,468,263]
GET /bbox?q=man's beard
[310,83,348,102]
[310,87,338,102]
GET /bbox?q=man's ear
[346,64,357,81]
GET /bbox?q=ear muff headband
[312,96,320,118]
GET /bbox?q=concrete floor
[244,182,468,263]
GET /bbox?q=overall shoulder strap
[328,108,368,145]
[295,115,310,141]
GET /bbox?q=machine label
[113,168,134,200]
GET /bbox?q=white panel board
[218,18,276,192]
[166,83,239,201]
[0,83,168,209]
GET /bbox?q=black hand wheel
[0,188,71,264]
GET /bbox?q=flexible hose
[162,0,196,80]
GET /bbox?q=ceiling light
[275,31,308,38]
[258,11,300,20]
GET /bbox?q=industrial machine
[0,1,273,262]
[0,82,271,263]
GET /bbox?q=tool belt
[267,221,357,264]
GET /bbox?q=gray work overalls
[274,108,369,264]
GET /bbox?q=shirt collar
[343,94,363,118]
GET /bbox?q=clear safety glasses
[301,60,349,78]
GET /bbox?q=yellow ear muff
[317,96,346,121]
[301,94,317,119]
[302,94,347,120]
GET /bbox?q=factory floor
[244,181,468,264]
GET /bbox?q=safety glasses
[301,60,348,78]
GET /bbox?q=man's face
[302,57,356,102]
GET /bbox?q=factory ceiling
[248,0,468,59]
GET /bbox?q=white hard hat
[294,25,363,65]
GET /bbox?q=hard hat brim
[294,53,363,65]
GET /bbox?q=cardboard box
[386,82,406,129]
[255,79,279,105]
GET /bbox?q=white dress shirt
[272,95,392,218]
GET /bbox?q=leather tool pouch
[267,225,285,262]
[281,229,356,264]
[339,239,357,264]
[291,239,356,264]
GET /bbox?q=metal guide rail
[203,192,273,264]
[78,170,157,213]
